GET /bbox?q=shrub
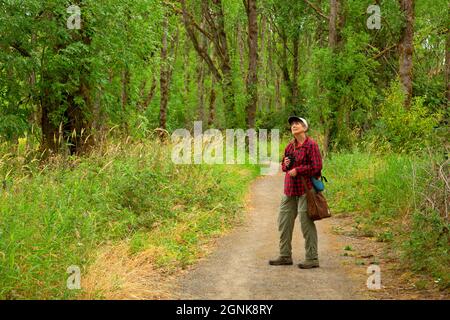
[368,81,441,153]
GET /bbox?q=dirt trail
[175,171,367,300]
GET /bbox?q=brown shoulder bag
[301,176,331,221]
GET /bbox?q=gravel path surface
[176,172,364,300]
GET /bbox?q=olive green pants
[278,194,318,261]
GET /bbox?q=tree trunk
[66,23,94,155]
[41,76,60,154]
[271,29,280,110]
[92,86,104,134]
[398,0,415,108]
[139,75,157,111]
[197,20,208,122]
[183,36,191,101]
[259,14,267,112]
[323,0,340,155]
[197,60,206,122]
[159,15,169,130]
[446,16,450,105]
[280,30,293,107]
[244,0,258,128]
[65,76,92,155]
[315,0,326,46]
[237,24,246,76]
[292,33,300,108]
[329,0,338,49]
[208,77,217,127]
[212,0,235,127]
[41,9,93,155]
[275,70,281,110]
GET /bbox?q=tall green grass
[0,138,260,299]
[324,151,449,290]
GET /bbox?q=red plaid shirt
[281,136,323,196]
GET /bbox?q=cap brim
[288,116,301,124]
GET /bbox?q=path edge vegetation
[0,134,263,299]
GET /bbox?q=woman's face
[291,121,306,135]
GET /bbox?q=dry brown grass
[80,242,177,300]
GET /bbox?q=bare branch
[370,43,398,59]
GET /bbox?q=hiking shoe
[298,260,320,269]
[269,256,293,266]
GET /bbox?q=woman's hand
[288,168,297,177]
[284,157,291,167]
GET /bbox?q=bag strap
[300,176,311,192]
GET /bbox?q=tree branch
[266,7,295,57]
[303,0,329,20]
[370,43,398,59]
[163,0,214,42]
[179,0,222,81]
[10,43,31,57]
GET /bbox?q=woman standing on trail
[269,116,323,269]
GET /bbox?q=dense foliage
[0,0,447,152]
